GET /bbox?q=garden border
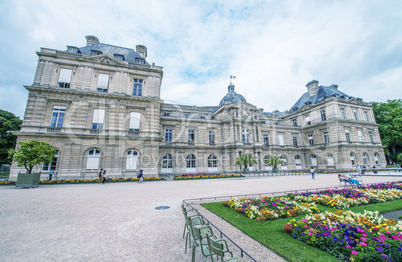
[182,181,401,262]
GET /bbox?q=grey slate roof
[289,85,355,112]
[219,83,247,106]
[69,43,149,65]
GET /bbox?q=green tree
[0,109,22,165]
[265,155,284,170]
[235,154,257,171]
[372,99,402,163]
[9,140,57,174]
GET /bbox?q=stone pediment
[86,54,127,66]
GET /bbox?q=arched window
[374,153,380,165]
[42,150,59,171]
[161,154,173,169]
[350,152,356,166]
[310,154,317,167]
[362,153,368,165]
[280,155,287,169]
[208,155,218,168]
[207,155,218,171]
[186,154,196,168]
[264,155,272,170]
[86,149,101,170]
[326,153,334,166]
[295,155,302,169]
[242,129,250,144]
[126,150,139,170]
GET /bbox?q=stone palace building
[10,36,386,178]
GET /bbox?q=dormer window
[135,58,145,64]
[67,46,79,53]
[91,50,102,56]
[114,54,125,61]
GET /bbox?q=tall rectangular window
[305,115,311,126]
[340,108,346,119]
[129,112,140,131]
[92,109,105,130]
[308,134,314,145]
[50,107,65,128]
[97,74,109,92]
[323,131,330,144]
[278,134,284,146]
[292,119,297,126]
[353,110,358,121]
[58,69,72,88]
[320,110,326,121]
[209,131,215,145]
[369,131,374,143]
[364,111,369,122]
[165,129,172,142]
[293,136,298,146]
[188,130,195,144]
[358,130,363,142]
[345,130,351,142]
[133,79,143,96]
[263,134,269,146]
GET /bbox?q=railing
[47,127,62,133]
[182,201,258,262]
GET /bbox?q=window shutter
[129,112,141,130]
[59,69,72,83]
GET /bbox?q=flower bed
[0,177,165,185]
[173,173,244,180]
[284,210,402,261]
[288,182,402,209]
[223,196,320,221]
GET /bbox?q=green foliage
[397,153,402,162]
[265,155,284,169]
[234,154,257,171]
[9,140,57,174]
[372,99,402,162]
[0,109,22,165]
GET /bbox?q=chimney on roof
[306,79,319,97]
[136,45,147,59]
[330,84,339,90]
[85,35,99,46]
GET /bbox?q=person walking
[98,168,103,184]
[137,170,144,183]
[357,165,362,175]
[102,169,107,184]
[48,169,54,181]
[310,167,315,180]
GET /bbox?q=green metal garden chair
[207,237,240,262]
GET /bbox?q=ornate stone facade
[10,36,386,178]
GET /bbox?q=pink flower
[308,231,313,236]
[360,237,366,242]
[386,231,391,235]
[303,219,308,223]
[362,234,367,237]
[352,250,358,255]
[346,245,351,249]
[304,225,309,228]
[360,242,367,246]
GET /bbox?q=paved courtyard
[1,173,401,262]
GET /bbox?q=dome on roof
[219,83,246,106]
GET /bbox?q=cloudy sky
[0,0,401,118]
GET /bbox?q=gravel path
[1,173,401,262]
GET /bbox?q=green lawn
[202,199,402,262]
